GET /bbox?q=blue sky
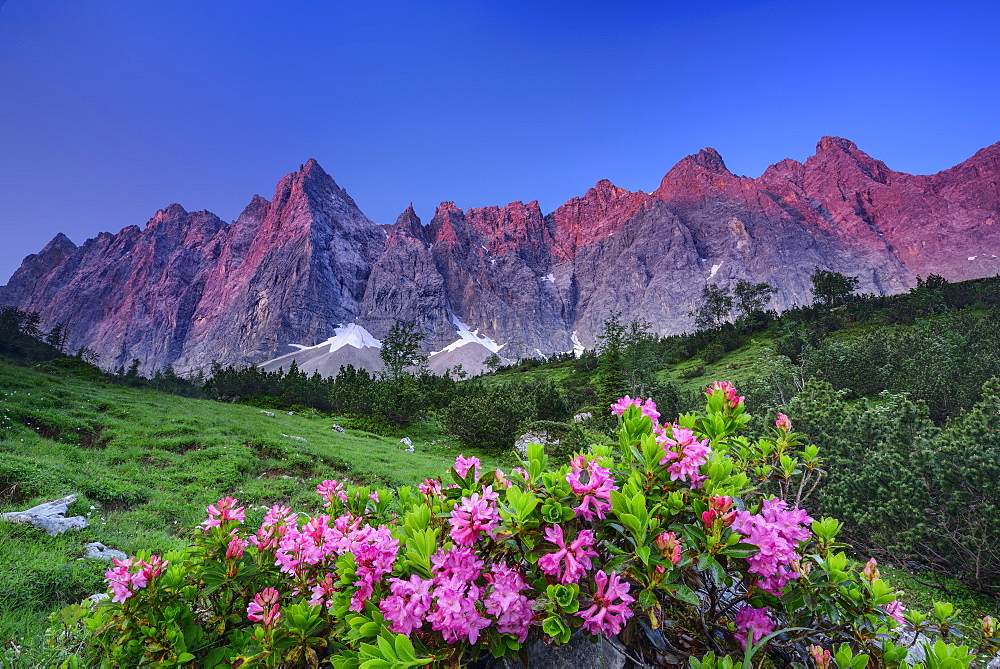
[1,0,998,282]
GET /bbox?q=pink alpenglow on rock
[733,605,774,649]
[578,570,635,636]
[537,524,598,584]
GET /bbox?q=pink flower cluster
[655,531,683,565]
[316,479,348,507]
[566,455,617,521]
[578,570,634,636]
[272,508,398,612]
[775,412,792,432]
[203,496,246,529]
[733,605,774,649]
[657,424,711,487]
[454,454,482,480]
[707,381,745,408]
[537,524,598,584]
[610,396,660,423]
[105,555,168,603]
[381,549,535,644]
[247,587,281,627]
[419,478,443,499]
[732,498,813,595]
[449,486,501,545]
[249,504,298,552]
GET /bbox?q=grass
[0,361,502,660]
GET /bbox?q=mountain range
[2,136,998,375]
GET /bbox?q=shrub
[64,385,997,667]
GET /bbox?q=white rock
[2,494,89,535]
[83,542,128,561]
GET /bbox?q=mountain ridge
[3,137,999,374]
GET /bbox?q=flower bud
[861,558,880,584]
[775,412,792,432]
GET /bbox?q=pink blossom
[105,555,168,603]
[537,524,598,584]
[427,576,491,644]
[454,454,482,480]
[884,599,905,624]
[381,574,434,635]
[775,412,792,432]
[308,573,337,609]
[249,505,297,552]
[610,396,641,415]
[655,532,682,565]
[512,466,529,480]
[419,478,443,499]
[247,587,281,627]
[861,558,880,584]
[707,381,745,408]
[225,535,246,561]
[578,570,634,636]
[431,546,484,582]
[658,425,711,487]
[566,458,617,521]
[733,605,774,649]
[484,562,536,641]
[369,491,380,503]
[809,645,833,669]
[449,486,501,546]
[316,479,348,507]
[732,498,813,595]
[203,496,246,529]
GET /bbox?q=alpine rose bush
[66,382,997,668]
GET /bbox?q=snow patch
[570,332,585,358]
[969,256,978,261]
[287,344,307,350]
[429,314,504,357]
[541,273,555,283]
[709,263,723,279]
[290,323,382,354]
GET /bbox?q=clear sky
[1,0,998,282]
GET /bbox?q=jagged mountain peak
[4,139,999,374]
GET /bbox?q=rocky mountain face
[2,138,999,374]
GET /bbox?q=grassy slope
[0,361,501,654]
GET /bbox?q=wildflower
[105,555,168,603]
[427,576,491,644]
[484,563,536,641]
[702,495,737,529]
[982,616,997,638]
[732,498,812,595]
[733,605,774,649]
[654,531,682,565]
[610,396,641,415]
[225,535,246,561]
[707,381,744,408]
[566,457,617,521]
[419,478,443,499]
[658,425,711,487]
[454,454,482,480]
[203,496,246,529]
[884,599,905,624]
[431,546,484,583]
[537,524,598,584]
[861,558,880,584]
[316,479,348,506]
[381,575,433,635]
[449,486,501,546]
[775,412,792,432]
[578,570,634,636]
[809,645,832,669]
[247,587,281,627]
